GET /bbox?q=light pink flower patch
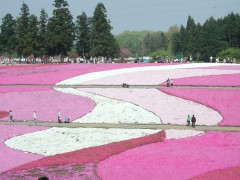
[0,89,95,122]
[97,132,240,180]
[0,125,48,173]
[160,88,240,126]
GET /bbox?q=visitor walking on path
[33,111,37,124]
[187,115,191,126]
[166,78,170,87]
[58,112,62,123]
[170,79,173,87]
[191,115,196,128]
[9,110,13,122]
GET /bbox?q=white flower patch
[54,88,161,124]
[165,129,204,139]
[5,127,160,156]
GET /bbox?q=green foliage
[76,12,91,58]
[0,13,17,58]
[16,2,30,57]
[91,3,119,58]
[27,15,39,57]
[116,30,153,56]
[149,49,173,58]
[38,9,48,57]
[218,48,240,62]
[46,0,75,59]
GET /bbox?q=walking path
[1,84,240,89]
[0,121,239,132]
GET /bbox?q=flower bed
[97,131,240,180]
[0,125,48,174]
[5,131,165,173]
[0,89,95,122]
[160,88,240,126]
[77,88,222,125]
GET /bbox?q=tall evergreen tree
[38,9,48,59]
[27,14,39,59]
[16,2,30,58]
[46,0,75,61]
[76,12,91,59]
[185,16,197,57]
[91,3,119,59]
[0,13,17,59]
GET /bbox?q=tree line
[116,13,240,62]
[0,0,119,62]
[170,13,240,62]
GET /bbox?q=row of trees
[116,13,240,62]
[171,13,240,61]
[0,0,119,62]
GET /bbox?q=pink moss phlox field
[0,63,174,85]
[97,132,240,180]
[167,73,240,86]
[0,163,99,180]
[0,125,48,173]
[0,87,50,93]
[160,88,240,126]
[191,166,240,180]
[0,89,95,122]
[8,131,165,172]
[0,111,8,118]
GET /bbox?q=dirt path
[1,84,240,89]
[1,121,239,132]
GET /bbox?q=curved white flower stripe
[80,68,240,85]
[165,129,204,139]
[57,63,238,85]
[54,88,161,124]
[78,88,222,126]
[5,127,160,156]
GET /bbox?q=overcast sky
[0,0,239,35]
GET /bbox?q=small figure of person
[65,116,70,123]
[9,110,13,122]
[166,78,170,87]
[58,112,62,123]
[170,79,173,87]
[122,83,129,88]
[33,111,37,124]
[187,115,191,126]
[191,115,196,128]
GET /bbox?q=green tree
[76,12,91,59]
[143,31,167,53]
[223,13,240,48]
[38,9,48,60]
[218,48,240,63]
[199,16,228,61]
[0,13,17,59]
[46,0,75,61]
[16,2,30,58]
[185,16,197,57]
[27,14,39,60]
[165,25,179,53]
[91,3,119,59]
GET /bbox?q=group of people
[166,78,173,87]
[187,115,196,128]
[57,112,70,123]
[8,110,70,124]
